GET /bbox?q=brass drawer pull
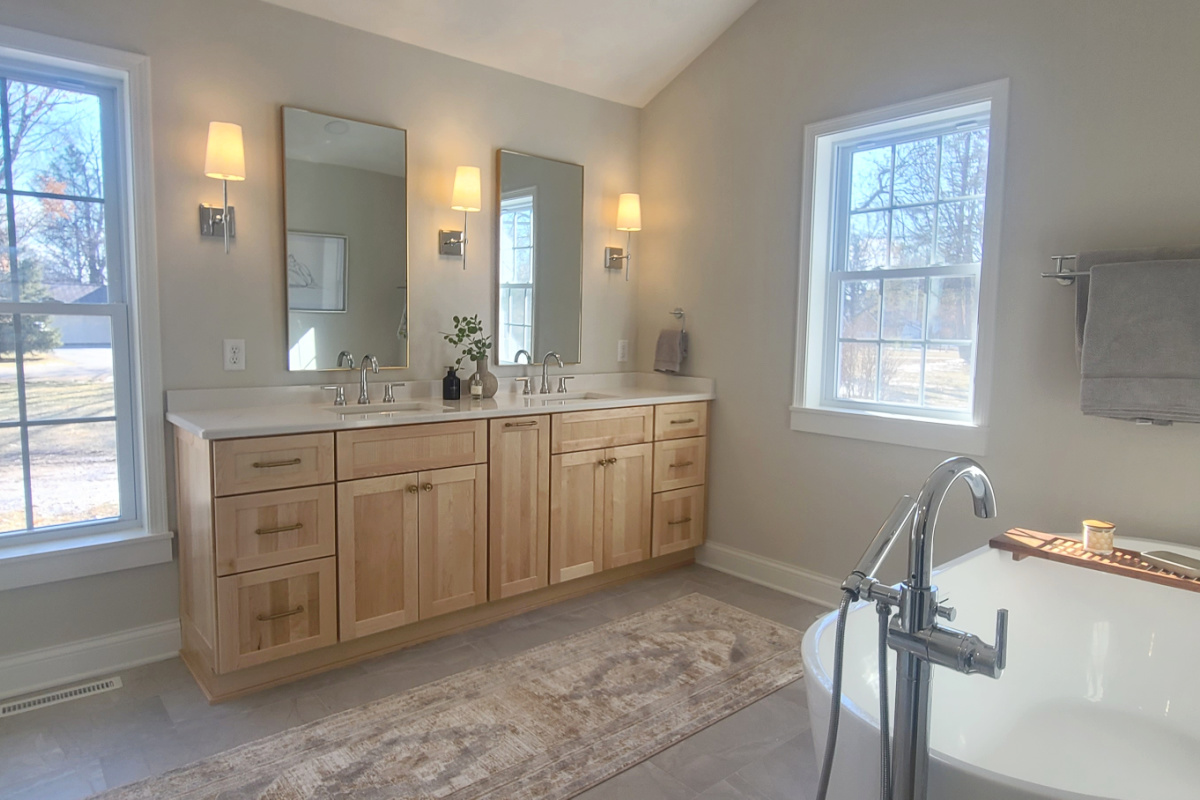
[667,517,692,526]
[251,458,302,469]
[407,485,419,494]
[254,522,303,535]
[422,483,434,492]
[505,420,538,428]
[669,418,696,425]
[257,605,304,621]
[669,461,695,469]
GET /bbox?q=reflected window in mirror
[494,150,583,365]
[282,107,409,372]
[499,191,535,359]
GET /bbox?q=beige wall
[637,0,1200,583]
[0,0,639,656]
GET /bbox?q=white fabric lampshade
[204,121,245,181]
[450,166,482,212]
[617,193,642,231]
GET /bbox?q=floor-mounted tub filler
[804,462,1200,799]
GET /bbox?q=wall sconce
[604,192,642,282]
[439,166,481,270]
[199,121,245,254]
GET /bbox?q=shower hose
[814,589,893,800]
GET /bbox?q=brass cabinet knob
[422,483,433,492]
[597,459,608,467]
[406,485,419,494]
[607,457,618,465]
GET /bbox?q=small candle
[1082,519,1115,555]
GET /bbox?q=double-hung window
[497,191,535,362]
[793,82,1008,454]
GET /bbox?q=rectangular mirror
[283,107,408,371]
[494,150,583,365]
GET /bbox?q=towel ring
[669,307,686,333]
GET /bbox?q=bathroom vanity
[168,378,712,700]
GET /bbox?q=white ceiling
[260,0,759,107]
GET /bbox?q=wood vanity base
[181,548,694,703]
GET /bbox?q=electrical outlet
[617,339,629,363]
[223,339,245,371]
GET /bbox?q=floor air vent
[0,676,123,718]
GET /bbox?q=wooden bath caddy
[990,528,1200,595]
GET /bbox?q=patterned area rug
[98,593,804,799]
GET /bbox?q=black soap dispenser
[442,366,461,401]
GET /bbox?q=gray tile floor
[0,565,828,800]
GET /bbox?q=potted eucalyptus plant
[442,314,497,399]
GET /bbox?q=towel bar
[669,307,686,333]
[1041,254,1086,284]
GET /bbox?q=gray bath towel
[1074,246,1200,359]
[1080,259,1200,424]
[654,329,689,373]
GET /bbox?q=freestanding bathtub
[801,537,1200,800]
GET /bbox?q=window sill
[0,527,175,592]
[790,405,988,455]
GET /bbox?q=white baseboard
[697,542,841,608]
[0,619,180,701]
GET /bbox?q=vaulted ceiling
[260,0,759,107]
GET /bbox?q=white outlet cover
[223,339,245,371]
[617,339,629,363]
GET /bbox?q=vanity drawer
[336,420,487,480]
[653,437,707,493]
[215,557,337,673]
[551,406,654,454]
[212,433,335,497]
[214,485,336,576]
[654,402,708,441]
[652,485,706,557]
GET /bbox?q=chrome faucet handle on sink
[321,385,347,406]
[514,377,532,396]
[557,376,574,393]
[382,382,405,403]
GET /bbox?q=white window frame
[497,187,536,363]
[792,80,1008,455]
[0,25,170,590]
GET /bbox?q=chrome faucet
[514,349,534,395]
[337,350,355,369]
[358,354,379,404]
[888,457,1007,800]
[539,351,563,394]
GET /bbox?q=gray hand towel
[1080,259,1200,424]
[1074,246,1200,360]
[653,329,689,373]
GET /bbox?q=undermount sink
[322,401,436,416]
[525,392,615,405]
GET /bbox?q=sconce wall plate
[439,230,465,256]
[199,204,237,240]
[604,246,626,270]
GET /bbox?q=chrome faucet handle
[321,385,347,406]
[994,608,1009,671]
[514,377,532,396]
[935,596,956,622]
[382,382,405,403]
[557,376,574,393]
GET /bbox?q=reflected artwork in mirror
[283,107,408,371]
[494,150,583,365]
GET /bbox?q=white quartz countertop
[166,373,715,440]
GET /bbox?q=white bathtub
[801,538,1200,800]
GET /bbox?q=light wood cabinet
[549,450,606,584]
[418,464,488,619]
[336,420,487,480]
[551,443,654,582]
[652,437,707,493]
[488,416,550,600]
[654,402,708,441]
[215,557,337,673]
[212,432,334,496]
[653,485,706,557]
[603,443,654,569]
[336,474,421,640]
[214,485,336,576]
[552,405,654,454]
